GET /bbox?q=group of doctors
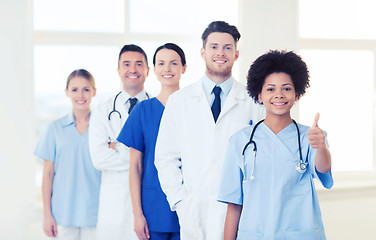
[35,20,262,240]
[87,20,264,240]
[35,19,332,240]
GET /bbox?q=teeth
[215,60,225,63]
[128,76,138,79]
[163,75,173,78]
[273,103,285,106]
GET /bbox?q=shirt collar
[121,89,148,104]
[202,74,233,96]
[62,112,76,127]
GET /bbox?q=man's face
[200,32,239,81]
[117,51,149,93]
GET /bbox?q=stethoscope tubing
[242,119,306,182]
[242,120,264,155]
[108,91,150,121]
[108,91,122,120]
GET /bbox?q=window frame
[299,37,376,192]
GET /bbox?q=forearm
[154,99,185,209]
[154,154,184,210]
[90,139,129,171]
[41,162,54,218]
[224,203,243,240]
[315,147,332,173]
[129,148,144,216]
[89,110,129,171]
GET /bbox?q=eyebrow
[123,60,145,63]
[208,43,234,47]
[157,59,179,62]
[266,83,293,86]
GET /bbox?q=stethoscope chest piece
[296,162,307,173]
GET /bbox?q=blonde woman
[35,69,101,240]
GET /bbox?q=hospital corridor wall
[1,0,376,239]
[0,0,37,239]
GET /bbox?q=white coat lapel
[218,81,247,122]
[190,80,214,124]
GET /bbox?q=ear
[258,93,263,104]
[234,50,239,61]
[182,64,187,74]
[65,88,69,97]
[117,66,121,77]
[200,48,205,60]
[92,88,96,97]
[146,66,150,77]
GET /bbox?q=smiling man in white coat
[155,21,265,240]
[89,44,150,240]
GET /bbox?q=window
[33,0,125,33]
[299,0,376,39]
[129,0,199,35]
[34,45,120,135]
[299,0,376,171]
[299,50,374,171]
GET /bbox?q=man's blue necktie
[128,98,138,114]
[211,86,221,123]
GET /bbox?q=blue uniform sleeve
[34,122,57,162]
[217,136,244,205]
[308,131,333,189]
[117,103,144,152]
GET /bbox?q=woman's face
[258,72,297,119]
[154,49,186,88]
[65,76,96,111]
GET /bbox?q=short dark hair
[153,43,186,66]
[118,44,148,66]
[66,69,95,90]
[201,21,241,48]
[246,50,310,104]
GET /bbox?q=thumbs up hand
[307,113,326,149]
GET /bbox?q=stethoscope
[108,91,150,120]
[241,119,306,183]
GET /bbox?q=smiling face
[65,76,96,111]
[117,51,149,94]
[154,49,186,88]
[200,32,239,83]
[258,72,297,119]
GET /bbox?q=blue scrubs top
[218,122,333,240]
[117,97,180,232]
[34,113,101,227]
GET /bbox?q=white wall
[237,0,300,119]
[237,0,299,82]
[318,184,376,239]
[0,0,36,239]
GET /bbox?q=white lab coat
[89,90,148,240]
[155,78,265,240]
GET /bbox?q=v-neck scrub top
[218,122,333,240]
[34,113,101,227]
[117,97,180,232]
